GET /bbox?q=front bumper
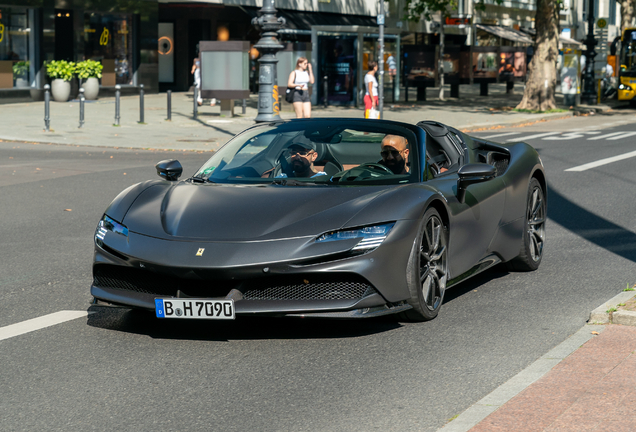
[91,220,419,317]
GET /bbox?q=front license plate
[155,298,235,320]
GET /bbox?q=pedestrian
[364,61,379,119]
[191,57,216,107]
[287,57,314,118]
[387,53,397,82]
[191,57,203,106]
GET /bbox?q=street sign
[597,18,608,29]
[377,14,385,25]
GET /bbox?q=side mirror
[155,159,183,181]
[457,163,496,203]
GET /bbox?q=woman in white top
[287,57,314,118]
[364,61,379,119]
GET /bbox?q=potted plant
[13,61,30,88]
[75,59,103,100]
[46,60,75,102]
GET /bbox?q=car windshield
[193,120,420,185]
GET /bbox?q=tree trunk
[516,0,559,111]
[621,0,634,32]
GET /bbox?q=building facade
[0,0,158,103]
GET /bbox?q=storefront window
[319,35,357,105]
[84,12,134,85]
[0,6,32,89]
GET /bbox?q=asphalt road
[1,111,635,431]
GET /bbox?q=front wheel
[399,208,448,322]
[506,177,546,271]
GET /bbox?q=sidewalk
[440,290,636,432]
[0,83,600,152]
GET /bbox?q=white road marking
[479,132,520,139]
[606,131,636,140]
[0,311,89,342]
[506,132,559,141]
[588,131,628,140]
[206,120,233,124]
[549,131,601,140]
[565,149,636,172]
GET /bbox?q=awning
[518,27,586,48]
[237,6,377,31]
[476,24,534,45]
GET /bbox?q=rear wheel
[399,207,448,322]
[506,177,546,271]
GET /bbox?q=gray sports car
[91,118,546,322]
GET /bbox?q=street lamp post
[252,0,286,122]
[582,0,597,104]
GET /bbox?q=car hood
[121,182,394,241]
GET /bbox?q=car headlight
[619,83,633,91]
[316,223,395,251]
[95,214,129,241]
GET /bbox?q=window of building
[84,12,134,85]
[0,6,32,89]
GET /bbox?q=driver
[278,138,326,178]
[379,134,410,175]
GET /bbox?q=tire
[506,177,546,272]
[399,207,449,322]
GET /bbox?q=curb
[459,111,574,132]
[588,291,636,324]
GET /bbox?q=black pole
[79,88,85,129]
[167,90,172,121]
[114,85,121,126]
[193,86,198,120]
[139,84,145,124]
[323,75,328,108]
[582,0,597,104]
[44,84,50,132]
[252,0,285,122]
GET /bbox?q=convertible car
[91,118,546,322]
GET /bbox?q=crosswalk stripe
[0,311,89,342]
[506,132,559,141]
[480,132,520,139]
[565,149,636,172]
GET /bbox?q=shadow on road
[547,182,636,263]
[86,305,402,340]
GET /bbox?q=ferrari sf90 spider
[91,118,546,321]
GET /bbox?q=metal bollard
[166,90,172,121]
[114,85,121,126]
[193,86,198,120]
[242,98,246,115]
[139,84,145,123]
[323,75,328,108]
[79,88,85,129]
[44,84,50,132]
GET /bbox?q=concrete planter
[51,79,71,102]
[82,77,100,100]
[15,78,29,88]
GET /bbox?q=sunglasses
[381,149,404,158]
[288,149,313,156]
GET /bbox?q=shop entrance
[54,9,74,61]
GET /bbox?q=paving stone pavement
[0,83,583,152]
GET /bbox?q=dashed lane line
[0,311,89,342]
[565,149,636,172]
[505,132,560,141]
[479,132,520,140]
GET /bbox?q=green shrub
[13,61,30,78]
[75,59,103,80]
[45,60,76,82]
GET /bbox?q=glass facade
[84,12,134,85]
[0,6,32,88]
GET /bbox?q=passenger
[279,139,326,178]
[379,134,410,175]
